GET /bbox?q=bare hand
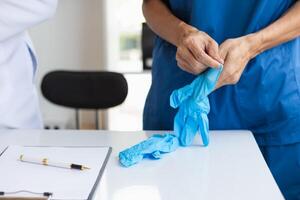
[215,35,259,89]
[176,27,224,74]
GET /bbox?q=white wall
[29,0,107,129]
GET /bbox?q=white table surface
[0,130,283,200]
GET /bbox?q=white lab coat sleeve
[0,0,57,43]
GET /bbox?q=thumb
[170,84,193,108]
[206,41,224,66]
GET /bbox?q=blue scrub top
[143,0,300,146]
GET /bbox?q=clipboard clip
[0,190,53,200]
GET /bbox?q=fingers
[217,50,242,88]
[215,48,229,89]
[173,109,184,138]
[214,38,250,89]
[199,50,223,68]
[176,28,224,74]
[206,40,224,65]
[215,65,242,89]
[180,116,198,146]
[215,68,232,89]
[189,40,221,68]
[176,30,223,74]
[176,47,206,74]
[198,113,209,146]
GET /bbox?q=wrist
[244,33,266,59]
[176,22,198,47]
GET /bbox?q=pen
[19,154,90,170]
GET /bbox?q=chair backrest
[41,71,128,109]
[141,23,156,70]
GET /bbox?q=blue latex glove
[119,134,179,167]
[170,66,223,146]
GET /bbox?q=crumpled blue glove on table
[119,66,222,167]
[170,66,223,146]
[119,134,179,167]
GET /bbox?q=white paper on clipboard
[0,145,112,200]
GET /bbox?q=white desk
[0,130,283,200]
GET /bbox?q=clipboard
[0,198,47,200]
[0,146,112,200]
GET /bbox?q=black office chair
[41,71,128,129]
[142,23,156,70]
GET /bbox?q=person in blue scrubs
[142,0,300,199]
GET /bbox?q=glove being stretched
[170,66,223,146]
[118,66,222,167]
